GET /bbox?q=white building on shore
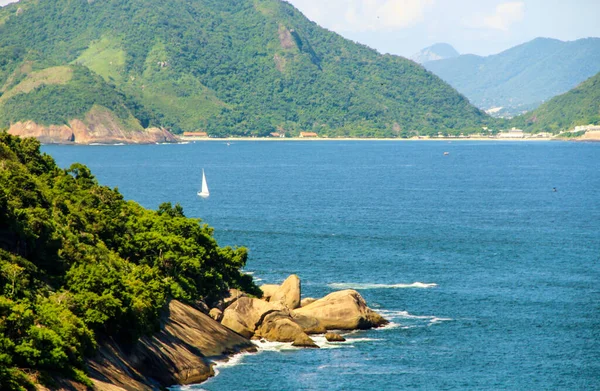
[498,127,527,138]
[574,124,600,132]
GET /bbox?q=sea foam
[327,282,438,290]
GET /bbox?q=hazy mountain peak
[410,43,459,64]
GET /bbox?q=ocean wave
[213,351,252,368]
[377,310,453,325]
[327,282,438,290]
[253,340,300,352]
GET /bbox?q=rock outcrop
[88,276,387,390]
[8,111,179,145]
[293,290,388,330]
[269,274,301,309]
[88,300,256,390]
[220,276,386,350]
[325,332,346,342]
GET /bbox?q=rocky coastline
[7,120,179,145]
[87,275,387,391]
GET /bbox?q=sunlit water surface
[44,141,600,390]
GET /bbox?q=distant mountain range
[423,38,600,117]
[410,43,459,64]
[512,71,600,133]
[0,0,490,140]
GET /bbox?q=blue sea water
[43,141,600,390]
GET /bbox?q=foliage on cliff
[511,71,600,133]
[0,133,259,390]
[0,0,491,137]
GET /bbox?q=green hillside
[0,63,155,131]
[0,0,491,137]
[0,133,259,389]
[424,38,600,116]
[512,72,600,133]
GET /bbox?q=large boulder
[221,297,285,339]
[256,312,313,343]
[270,274,301,309]
[290,312,327,334]
[325,332,346,342]
[292,333,319,348]
[293,290,388,330]
[300,297,317,307]
[259,284,279,301]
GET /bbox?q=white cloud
[288,0,435,32]
[468,2,525,31]
[0,0,18,6]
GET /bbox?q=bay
[43,141,600,390]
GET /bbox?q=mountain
[410,43,459,64]
[423,38,600,117]
[512,71,600,133]
[0,0,491,138]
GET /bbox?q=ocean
[43,140,600,390]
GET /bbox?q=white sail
[198,169,210,198]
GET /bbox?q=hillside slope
[424,38,600,116]
[0,0,490,137]
[512,71,600,133]
[0,61,176,143]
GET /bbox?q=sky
[1,0,599,57]
[285,0,600,57]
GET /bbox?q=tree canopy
[0,132,259,390]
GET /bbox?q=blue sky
[1,0,599,57]
[285,0,600,56]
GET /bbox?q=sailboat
[197,169,210,198]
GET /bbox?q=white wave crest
[213,351,252,368]
[327,282,437,290]
[377,310,453,326]
[252,340,299,352]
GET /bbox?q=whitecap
[252,340,299,352]
[213,351,252,368]
[327,282,437,290]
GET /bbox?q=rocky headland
[88,275,387,390]
[8,120,179,145]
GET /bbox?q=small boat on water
[444,152,450,156]
[197,169,210,198]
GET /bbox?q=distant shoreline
[179,136,558,142]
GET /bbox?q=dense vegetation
[0,64,157,130]
[0,133,259,390]
[0,0,492,137]
[512,71,600,133]
[424,37,600,115]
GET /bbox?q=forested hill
[0,133,259,389]
[512,71,600,133]
[424,37,600,116]
[0,0,490,137]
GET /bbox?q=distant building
[182,131,208,137]
[299,132,318,138]
[270,132,285,138]
[574,124,600,132]
[499,127,525,138]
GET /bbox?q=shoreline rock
[8,119,180,145]
[88,276,387,390]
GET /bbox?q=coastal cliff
[86,276,387,390]
[88,300,257,391]
[7,107,179,144]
